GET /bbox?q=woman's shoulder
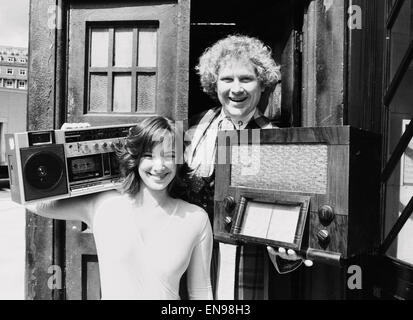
[93,190,129,208]
[176,199,212,241]
[176,199,210,224]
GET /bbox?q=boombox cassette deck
[5,124,136,204]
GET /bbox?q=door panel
[65,222,100,300]
[64,0,189,299]
[67,1,180,125]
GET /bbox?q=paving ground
[0,180,25,300]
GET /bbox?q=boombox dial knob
[223,196,236,212]
[318,205,335,225]
[317,229,330,244]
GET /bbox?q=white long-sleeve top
[33,191,213,300]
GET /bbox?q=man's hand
[267,246,313,274]
[60,122,91,130]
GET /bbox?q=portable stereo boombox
[214,126,381,264]
[5,124,136,204]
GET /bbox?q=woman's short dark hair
[116,116,189,198]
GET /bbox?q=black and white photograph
[0,0,413,308]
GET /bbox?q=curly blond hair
[196,34,281,97]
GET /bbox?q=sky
[0,0,30,48]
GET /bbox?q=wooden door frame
[26,0,190,300]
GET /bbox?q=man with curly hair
[185,35,284,300]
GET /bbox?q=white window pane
[138,30,157,67]
[89,74,107,112]
[91,29,109,67]
[113,74,131,112]
[114,28,133,67]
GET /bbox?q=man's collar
[219,108,259,130]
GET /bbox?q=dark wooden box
[214,126,381,262]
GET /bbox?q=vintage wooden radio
[214,126,381,264]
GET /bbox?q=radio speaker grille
[231,144,328,194]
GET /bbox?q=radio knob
[94,143,99,150]
[317,229,330,244]
[318,205,335,225]
[102,142,108,148]
[223,196,236,212]
[224,216,232,226]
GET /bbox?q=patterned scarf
[186,107,272,178]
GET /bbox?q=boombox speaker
[19,145,68,201]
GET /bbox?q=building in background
[0,46,28,90]
[0,45,28,171]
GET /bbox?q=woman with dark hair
[27,116,213,300]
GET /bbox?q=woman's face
[216,59,264,120]
[138,137,176,191]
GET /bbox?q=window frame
[5,80,13,88]
[18,81,26,89]
[384,0,413,105]
[85,21,159,115]
[6,68,13,75]
[382,0,413,267]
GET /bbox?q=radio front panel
[6,124,136,204]
[214,126,381,263]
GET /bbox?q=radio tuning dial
[318,205,335,225]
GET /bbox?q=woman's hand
[267,246,313,274]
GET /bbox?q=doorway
[188,0,306,127]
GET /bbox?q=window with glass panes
[383,0,413,265]
[86,23,158,114]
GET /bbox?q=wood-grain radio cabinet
[214,126,381,264]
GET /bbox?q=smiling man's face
[216,59,264,121]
